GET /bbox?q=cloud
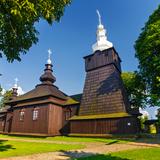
[8,85,25,96]
[1,88,6,95]
[17,86,25,95]
[139,108,149,118]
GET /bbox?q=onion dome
[40,49,56,85]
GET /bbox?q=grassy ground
[0,134,127,144]
[0,139,84,159]
[74,148,160,160]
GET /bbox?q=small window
[33,108,39,121]
[19,109,25,121]
[65,110,71,121]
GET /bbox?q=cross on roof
[96,9,102,25]
[47,48,52,64]
[14,78,18,88]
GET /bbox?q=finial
[47,48,52,64]
[96,9,102,25]
[14,78,18,88]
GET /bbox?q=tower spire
[92,10,113,52]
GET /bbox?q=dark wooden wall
[79,64,128,116]
[70,117,140,134]
[84,48,121,72]
[48,104,63,135]
[79,48,131,116]
[8,104,49,134]
[0,118,5,132]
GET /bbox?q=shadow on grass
[59,151,129,160]
[0,140,16,152]
[106,140,119,145]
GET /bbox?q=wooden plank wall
[0,119,5,131]
[70,117,140,134]
[10,104,49,134]
[48,104,63,135]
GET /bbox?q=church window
[19,109,25,121]
[33,108,39,120]
[65,110,71,121]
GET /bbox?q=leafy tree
[0,0,71,62]
[134,5,160,107]
[121,72,147,108]
[139,114,148,131]
[0,90,12,108]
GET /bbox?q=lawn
[0,134,127,144]
[0,139,84,159]
[74,148,160,160]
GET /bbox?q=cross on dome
[47,48,52,64]
[96,9,102,25]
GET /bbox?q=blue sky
[0,0,160,117]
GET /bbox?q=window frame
[19,109,25,121]
[32,107,39,121]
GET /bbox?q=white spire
[13,78,18,88]
[92,10,113,52]
[47,48,52,64]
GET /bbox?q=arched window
[33,107,39,121]
[19,109,25,121]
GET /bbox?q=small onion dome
[40,64,56,85]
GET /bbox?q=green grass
[74,148,160,160]
[0,134,127,144]
[0,140,84,158]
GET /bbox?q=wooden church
[0,11,140,136]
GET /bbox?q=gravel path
[1,139,157,160]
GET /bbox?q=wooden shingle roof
[7,84,67,104]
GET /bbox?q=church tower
[70,11,140,134]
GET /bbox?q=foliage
[134,5,160,107]
[139,115,148,130]
[0,140,84,158]
[76,148,160,160]
[121,72,147,108]
[0,0,71,62]
[0,90,12,108]
[156,108,160,125]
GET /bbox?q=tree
[139,114,148,131]
[134,5,160,107]
[121,72,147,108]
[0,0,71,62]
[0,90,12,108]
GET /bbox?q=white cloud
[8,85,25,96]
[17,86,25,95]
[139,108,149,118]
[1,88,6,95]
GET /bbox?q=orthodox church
[0,11,140,136]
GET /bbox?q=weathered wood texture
[7,105,49,134]
[79,48,130,116]
[70,117,140,134]
[48,104,63,135]
[0,118,5,131]
[61,105,79,134]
